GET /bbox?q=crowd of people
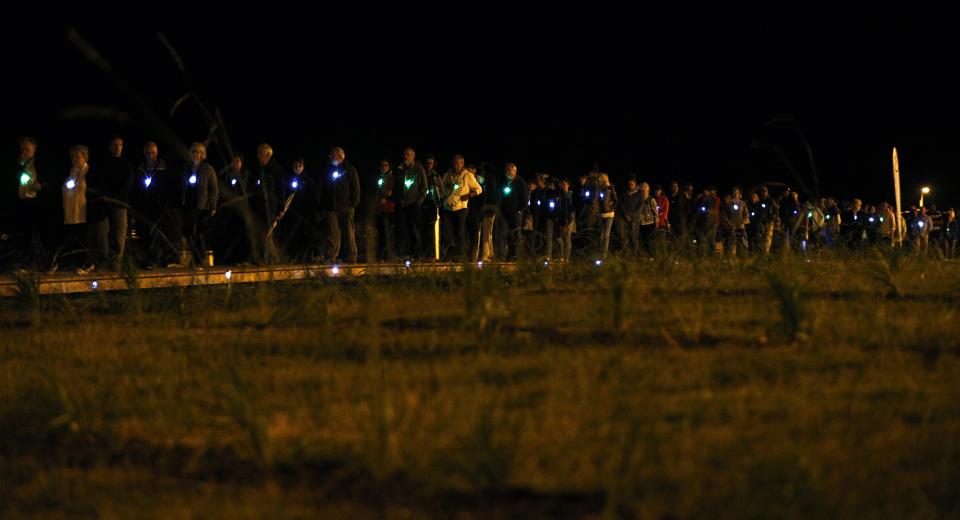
[4,135,959,275]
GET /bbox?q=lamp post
[920,186,930,208]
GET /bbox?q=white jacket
[441,168,482,212]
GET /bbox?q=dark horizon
[6,14,960,208]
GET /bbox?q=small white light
[404,178,413,189]
[854,215,858,221]
[378,178,384,187]
[65,179,76,190]
[537,199,541,206]
[143,176,152,188]
[549,200,555,209]
[405,260,411,268]
[761,203,766,208]
[793,210,798,215]
[733,204,739,210]
[594,259,602,266]
[332,170,341,180]
[231,178,237,186]
[599,192,605,199]
[700,206,707,213]
[225,270,232,280]
[256,179,261,186]
[189,174,197,185]
[291,180,298,189]
[585,191,591,197]
[91,281,98,290]
[918,221,925,228]
[868,217,875,223]
[477,261,483,268]
[544,261,549,266]
[880,217,884,222]
[825,214,831,220]
[808,212,813,218]
[750,212,756,217]
[331,265,340,275]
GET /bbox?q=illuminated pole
[892,148,903,246]
[920,186,930,208]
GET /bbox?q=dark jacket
[395,160,428,208]
[249,158,286,218]
[497,175,529,216]
[182,162,219,211]
[318,160,361,213]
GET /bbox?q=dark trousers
[495,209,523,260]
[323,208,357,263]
[441,208,468,261]
[184,209,213,265]
[376,211,396,261]
[420,205,439,260]
[397,204,422,259]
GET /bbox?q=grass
[1,253,960,518]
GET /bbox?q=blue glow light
[291,179,299,189]
[231,178,237,186]
[143,176,152,188]
[65,179,76,190]
[189,174,197,185]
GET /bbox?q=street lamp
[920,186,930,207]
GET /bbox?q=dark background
[4,10,959,209]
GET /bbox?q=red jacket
[656,194,670,229]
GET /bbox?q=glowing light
[291,179,299,189]
[699,206,707,213]
[503,185,512,195]
[585,191,591,197]
[544,261,549,266]
[332,170,341,180]
[65,179,76,190]
[808,211,813,218]
[918,220,925,228]
[331,265,340,275]
[825,214,831,220]
[143,176,152,188]
[90,281,98,290]
[854,215,858,221]
[453,183,460,191]
[405,260,411,268]
[225,270,232,280]
[477,261,483,268]
[599,192,605,199]
[594,259,602,266]
[377,178,384,187]
[549,200,556,210]
[231,178,237,186]
[793,210,798,216]
[802,240,807,253]
[404,178,413,189]
[761,203,766,208]
[733,204,739,211]
[880,217,885,222]
[537,199,542,206]
[750,212,756,217]
[868,217,875,223]
[922,187,930,194]
[189,174,197,185]
[256,179,261,186]
[19,172,30,185]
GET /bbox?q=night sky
[5,11,959,209]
